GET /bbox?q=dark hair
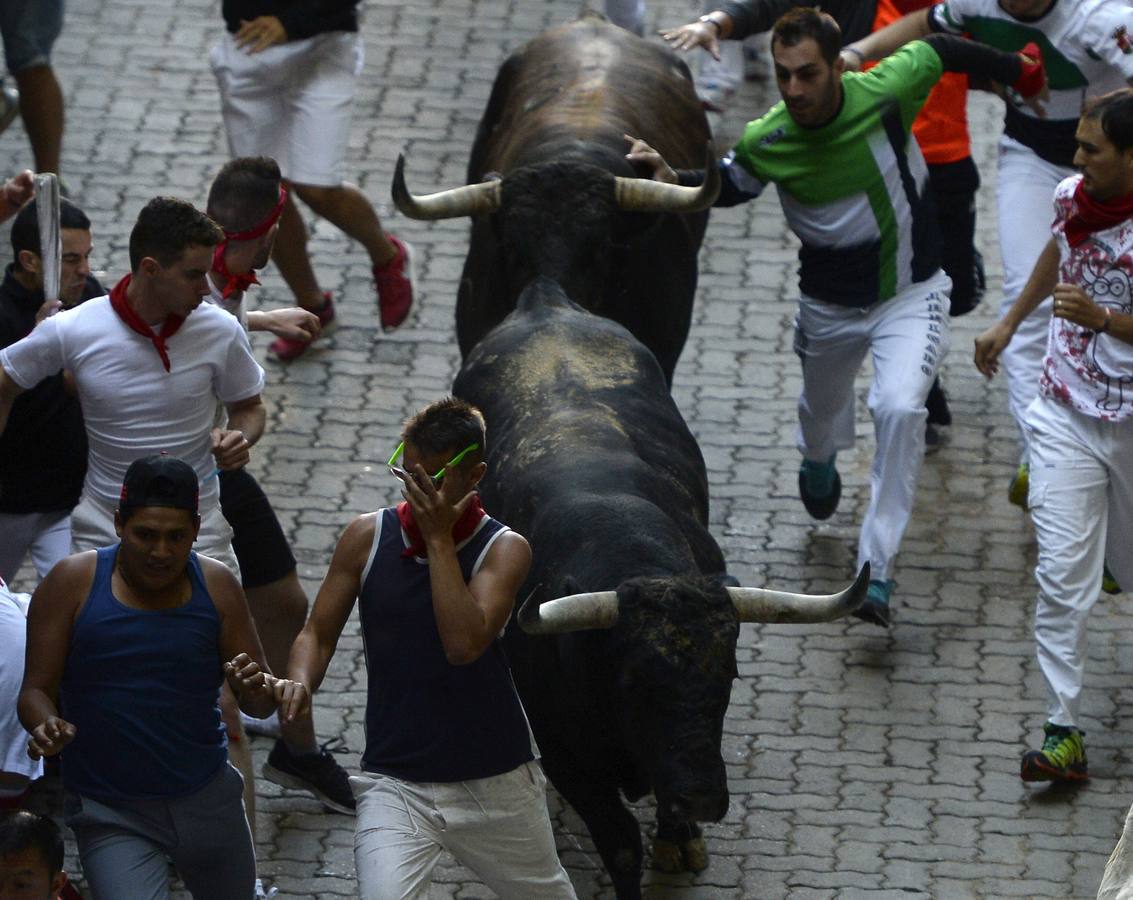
[128,197,222,271]
[1082,88,1133,152]
[771,7,842,66]
[10,197,91,269]
[206,157,283,233]
[0,809,64,873]
[402,397,486,463]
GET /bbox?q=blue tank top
[359,508,535,782]
[59,545,227,802]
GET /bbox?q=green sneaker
[1103,563,1122,595]
[1020,722,1088,783]
[1008,462,1029,509]
[798,454,841,520]
[1015,462,1033,505]
[852,579,893,628]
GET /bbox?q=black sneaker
[925,378,952,427]
[263,739,355,814]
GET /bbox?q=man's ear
[51,871,68,898]
[16,249,41,275]
[138,256,162,278]
[469,460,487,488]
[114,510,124,539]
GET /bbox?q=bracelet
[842,46,866,64]
[1101,306,1113,334]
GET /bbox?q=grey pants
[64,763,255,900]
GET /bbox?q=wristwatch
[698,13,728,34]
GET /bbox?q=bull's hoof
[683,836,709,872]
[652,839,684,873]
[651,836,710,873]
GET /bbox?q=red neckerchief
[212,243,260,300]
[108,274,184,372]
[1065,179,1133,247]
[397,494,486,558]
[211,186,287,299]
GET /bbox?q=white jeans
[0,509,71,583]
[794,269,952,583]
[69,492,241,578]
[997,137,1074,454]
[1025,395,1133,729]
[351,762,576,900]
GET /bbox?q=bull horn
[726,563,870,624]
[518,589,619,635]
[391,154,502,220]
[614,143,721,213]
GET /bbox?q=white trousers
[69,492,241,579]
[1025,395,1133,729]
[996,137,1074,454]
[0,509,71,583]
[351,762,576,900]
[794,269,952,583]
[1098,799,1133,899]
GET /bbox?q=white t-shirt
[0,295,265,505]
[1042,175,1133,422]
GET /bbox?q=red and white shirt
[1043,175,1133,421]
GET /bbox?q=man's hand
[275,677,311,724]
[211,428,251,470]
[0,170,34,223]
[660,21,722,60]
[262,307,321,342]
[974,320,1016,379]
[1053,283,1108,330]
[35,299,62,325]
[395,465,475,548]
[235,16,288,53]
[624,135,678,184]
[27,716,76,760]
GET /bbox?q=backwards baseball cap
[119,454,199,516]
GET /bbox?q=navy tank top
[59,545,227,802]
[359,508,535,782]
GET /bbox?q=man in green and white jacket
[627,6,1045,626]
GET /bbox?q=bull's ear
[714,572,741,588]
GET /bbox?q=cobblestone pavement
[5,0,1133,897]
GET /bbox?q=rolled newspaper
[34,173,61,304]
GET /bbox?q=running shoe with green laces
[798,454,841,520]
[1008,462,1029,509]
[1102,563,1122,595]
[1020,722,1088,783]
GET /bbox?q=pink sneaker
[269,293,335,362]
[373,235,415,331]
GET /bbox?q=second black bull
[452,278,867,899]
[392,16,717,385]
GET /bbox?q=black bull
[453,281,867,899]
[392,17,716,385]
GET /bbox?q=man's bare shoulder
[31,550,99,615]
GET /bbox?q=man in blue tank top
[17,455,308,900]
[286,397,576,899]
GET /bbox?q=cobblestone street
[5,0,1133,897]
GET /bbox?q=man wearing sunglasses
[286,397,576,899]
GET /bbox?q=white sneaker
[240,710,282,739]
[254,877,279,899]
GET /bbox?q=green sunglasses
[388,441,481,484]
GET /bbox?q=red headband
[223,186,287,242]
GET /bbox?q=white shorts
[209,31,363,187]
